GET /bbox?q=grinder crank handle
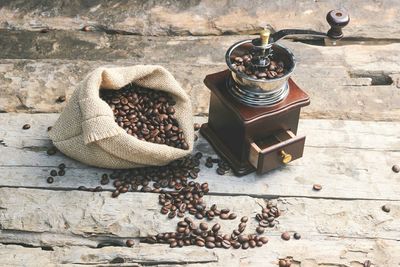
[266,9,349,44]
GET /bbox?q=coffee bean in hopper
[100,84,189,150]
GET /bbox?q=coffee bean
[199,222,208,231]
[281,232,290,241]
[216,168,226,175]
[58,163,66,169]
[205,241,215,249]
[241,242,249,249]
[94,186,102,192]
[279,259,288,267]
[232,241,241,249]
[205,162,213,168]
[196,239,205,247]
[392,165,400,173]
[46,177,54,184]
[382,204,391,213]
[220,213,229,220]
[222,239,231,249]
[259,220,269,228]
[313,184,322,191]
[293,232,301,240]
[78,186,86,190]
[56,96,66,103]
[240,216,248,223]
[47,126,52,131]
[111,190,120,198]
[47,147,57,155]
[126,239,134,247]
[212,223,221,232]
[228,213,237,220]
[363,260,372,267]
[193,123,201,131]
[22,124,31,130]
[50,170,58,176]
[256,226,265,234]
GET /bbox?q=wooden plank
[1,238,399,267]
[1,188,399,266]
[0,34,399,120]
[0,188,399,242]
[0,114,399,200]
[0,0,399,40]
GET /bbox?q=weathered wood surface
[0,33,399,120]
[1,0,400,40]
[3,238,399,267]
[1,188,399,266]
[0,114,399,201]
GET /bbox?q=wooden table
[1,1,400,266]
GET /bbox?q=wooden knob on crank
[280,150,292,164]
[260,29,271,46]
[326,9,350,39]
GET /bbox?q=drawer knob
[280,150,292,164]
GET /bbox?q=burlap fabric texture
[49,65,194,168]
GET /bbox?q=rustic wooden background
[0,0,399,266]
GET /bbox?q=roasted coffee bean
[238,235,249,244]
[228,213,237,220]
[58,169,65,176]
[256,226,265,234]
[205,242,215,249]
[259,220,269,228]
[279,259,289,267]
[222,239,231,249]
[47,147,57,155]
[220,213,229,220]
[58,163,66,169]
[100,177,110,185]
[392,164,400,173]
[78,186,86,190]
[196,239,205,247]
[313,184,322,191]
[168,211,176,219]
[382,204,391,213]
[22,124,31,130]
[47,126,52,131]
[216,167,226,175]
[211,223,221,232]
[50,170,58,176]
[111,190,120,198]
[46,177,54,184]
[249,240,256,248]
[232,241,241,249]
[126,239,134,247]
[205,162,213,168]
[240,216,248,223]
[94,186,102,192]
[293,232,301,240]
[281,232,291,241]
[363,260,372,267]
[56,96,66,103]
[199,222,208,231]
[193,123,201,131]
[255,213,263,221]
[242,242,249,249]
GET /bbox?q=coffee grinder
[201,10,350,176]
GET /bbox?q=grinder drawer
[248,130,305,174]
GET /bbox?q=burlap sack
[49,65,194,169]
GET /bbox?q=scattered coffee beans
[392,164,400,173]
[231,54,286,80]
[100,84,189,150]
[126,239,135,247]
[381,204,390,213]
[281,232,290,241]
[313,184,322,191]
[22,124,31,130]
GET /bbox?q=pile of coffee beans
[231,55,286,80]
[145,217,269,250]
[279,258,293,267]
[100,84,189,150]
[205,156,231,175]
[105,152,202,198]
[255,201,280,230]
